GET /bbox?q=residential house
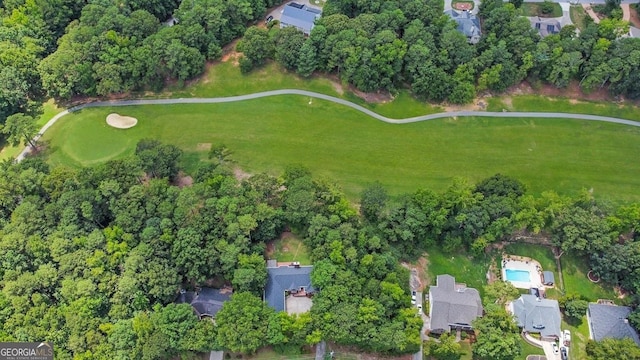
[444,10,481,44]
[176,287,232,319]
[587,303,640,345]
[265,260,315,314]
[529,17,562,37]
[280,2,322,35]
[428,274,483,333]
[510,294,562,340]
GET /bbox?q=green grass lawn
[164,61,442,119]
[521,2,563,17]
[42,97,640,202]
[272,233,312,265]
[487,95,640,122]
[424,248,492,296]
[561,254,616,302]
[459,341,473,360]
[570,5,588,31]
[518,336,545,359]
[562,317,590,360]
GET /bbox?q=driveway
[540,340,561,360]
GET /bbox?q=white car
[417,304,422,314]
[563,330,571,345]
[552,343,559,354]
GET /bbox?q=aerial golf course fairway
[42,93,640,202]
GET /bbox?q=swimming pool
[505,269,531,282]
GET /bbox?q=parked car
[411,291,417,305]
[560,346,568,360]
[563,329,571,345]
[552,343,559,354]
[265,15,273,23]
[417,304,422,314]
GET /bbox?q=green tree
[275,27,306,70]
[237,26,274,73]
[1,113,38,148]
[424,332,463,360]
[215,292,273,354]
[297,41,318,77]
[473,305,521,360]
[483,281,520,306]
[360,182,388,222]
[232,253,268,294]
[586,337,640,360]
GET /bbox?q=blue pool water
[505,269,531,282]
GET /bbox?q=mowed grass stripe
[42,96,640,202]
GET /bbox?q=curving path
[18,89,640,161]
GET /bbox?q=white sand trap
[106,113,138,129]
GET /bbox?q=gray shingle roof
[177,287,231,318]
[543,271,555,284]
[280,4,322,35]
[429,274,483,332]
[265,265,314,312]
[444,10,481,40]
[528,17,561,38]
[588,303,640,345]
[511,294,561,339]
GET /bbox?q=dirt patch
[351,87,393,103]
[331,80,345,95]
[196,143,212,151]
[453,1,474,10]
[629,5,640,27]
[401,255,430,291]
[504,80,622,103]
[106,113,138,129]
[233,167,252,181]
[173,172,193,188]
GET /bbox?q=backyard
[267,232,312,265]
[521,2,563,18]
[424,248,493,297]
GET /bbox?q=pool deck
[502,255,543,290]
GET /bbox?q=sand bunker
[106,113,138,129]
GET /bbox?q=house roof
[588,303,640,345]
[511,294,562,338]
[543,271,555,283]
[429,274,483,331]
[265,265,314,312]
[280,4,322,34]
[528,17,561,37]
[444,10,481,39]
[177,287,231,318]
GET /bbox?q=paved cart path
[18,89,640,160]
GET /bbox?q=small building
[542,271,555,286]
[428,274,483,334]
[510,294,562,340]
[280,2,322,35]
[529,17,562,37]
[444,10,481,44]
[587,303,640,345]
[176,287,232,319]
[265,260,315,314]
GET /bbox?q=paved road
[18,89,640,160]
